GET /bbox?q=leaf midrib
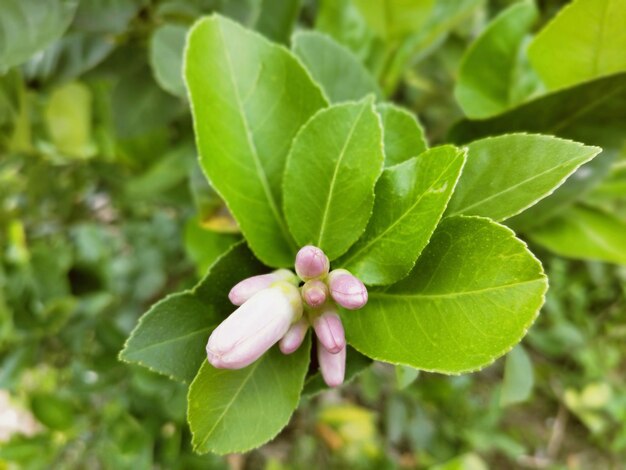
[371,277,545,301]
[341,153,460,267]
[217,20,295,253]
[198,360,262,450]
[316,102,369,247]
[449,149,595,218]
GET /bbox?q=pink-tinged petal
[295,245,329,280]
[279,319,309,354]
[301,280,328,308]
[328,269,368,310]
[207,282,302,369]
[318,340,346,387]
[313,307,345,354]
[228,269,297,306]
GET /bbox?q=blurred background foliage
[0,0,625,468]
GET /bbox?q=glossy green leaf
[120,243,265,383]
[528,205,626,265]
[500,345,533,406]
[446,134,601,222]
[450,73,626,229]
[376,102,427,167]
[44,82,96,159]
[150,24,188,97]
[528,0,626,90]
[339,145,465,285]
[455,1,539,118]
[292,31,382,103]
[0,0,78,71]
[353,0,434,40]
[188,335,311,454]
[343,216,547,373]
[185,15,327,267]
[255,0,301,44]
[283,98,384,260]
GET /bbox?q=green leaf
[188,335,311,454]
[0,0,78,71]
[353,0,434,40]
[73,0,142,34]
[150,24,188,98]
[22,32,115,85]
[120,242,265,383]
[455,1,540,118]
[292,31,382,103]
[395,365,419,390]
[338,145,465,285]
[376,102,427,167]
[185,15,327,267]
[44,81,96,159]
[184,217,241,275]
[343,216,547,373]
[528,205,626,265]
[528,0,626,90]
[445,134,601,222]
[500,345,533,406]
[450,73,626,229]
[255,0,301,44]
[30,393,74,431]
[283,98,384,260]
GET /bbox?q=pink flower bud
[228,269,297,306]
[317,340,346,388]
[328,269,368,310]
[301,280,328,308]
[313,307,345,354]
[279,319,309,354]
[295,245,329,280]
[207,282,302,369]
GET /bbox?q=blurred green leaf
[528,0,626,90]
[184,217,241,275]
[0,0,78,71]
[343,216,547,373]
[455,1,540,118]
[255,0,301,44]
[188,336,311,454]
[30,393,74,431]
[283,99,383,261]
[338,145,465,285]
[120,242,264,383]
[528,205,626,265]
[73,0,143,34]
[500,345,533,406]
[185,15,326,267]
[445,134,601,222]
[292,31,382,103]
[150,24,188,98]
[44,81,96,158]
[395,365,420,390]
[376,102,427,167]
[352,0,434,41]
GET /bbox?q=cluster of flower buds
[206,245,368,387]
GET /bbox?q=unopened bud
[207,282,302,369]
[228,269,297,306]
[313,307,345,354]
[317,340,346,387]
[301,280,328,308]
[295,245,329,280]
[279,319,309,354]
[328,269,368,310]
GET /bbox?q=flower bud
[279,319,309,354]
[295,245,329,280]
[301,280,328,308]
[228,269,297,306]
[317,340,346,387]
[312,306,345,354]
[328,269,368,310]
[207,281,302,369]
